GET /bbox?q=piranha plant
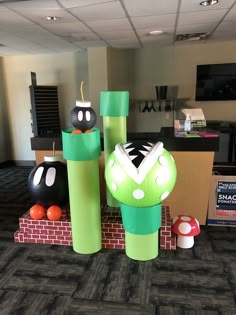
[105,140,177,261]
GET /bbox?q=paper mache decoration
[62,81,102,255]
[172,215,200,249]
[28,154,69,220]
[105,140,177,261]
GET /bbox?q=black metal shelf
[29,85,61,136]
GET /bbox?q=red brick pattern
[160,206,176,250]
[14,210,72,245]
[101,206,125,249]
[14,205,176,250]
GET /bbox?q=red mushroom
[172,215,200,248]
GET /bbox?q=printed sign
[216,180,236,216]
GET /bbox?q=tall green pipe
[100,91,129,207]
[62,128,101,254]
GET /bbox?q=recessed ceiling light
[149,30,164,35]
[200,0,218,6]
[44,16,60,21]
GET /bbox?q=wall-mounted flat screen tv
[195,63,236,101]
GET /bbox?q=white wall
[2,50,89,161]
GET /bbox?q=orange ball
[30,204,45,220]
[85,129,93,133]
[71,129,82,134]
[47,205,62,221]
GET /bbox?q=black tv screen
[195,63,236,101]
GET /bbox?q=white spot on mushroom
[109,159,115,167]
[159,155,168,167]
[178,222,192,234]
[111,183,117,191]
[181,216,191,221]
[160,191,169,201]
[132,189,144,199]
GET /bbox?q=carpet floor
[0,164,236,315]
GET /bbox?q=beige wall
[1,40,236,161]
[106,41,236,132]
[2,50,88,161]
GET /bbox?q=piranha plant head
[105,141,177,207]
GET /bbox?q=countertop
[30,127,220,152]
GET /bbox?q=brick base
[14,205,176,250]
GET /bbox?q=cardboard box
[208,174,236,226]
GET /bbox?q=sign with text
[216,180,236,216]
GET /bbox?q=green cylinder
[120,203,162,261]
[67,160,101,254]
[125,231,158,261]
[62,129,102,254]
[100,91,129,207]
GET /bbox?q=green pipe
[67,160,101,254]
[120,202,162,261]
[62,128,101,254]
[125,231,158,261]
[100,91,129,207]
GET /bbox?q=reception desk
[31,128,219,225]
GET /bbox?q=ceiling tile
[18,8,78,24]
[97,29,137,40]
[69,32,100,41]
[224,8,236,21]
[107,38,140,48]
[123,0,179,16]
[136,26,174,37]
[180,0,235,12]
[69,1,126,21]
[43,21,91,35]
[131,14,176,29]
[5,0,61,10]
[0,10,34,25]
[86,18,132,31]
[59,0,115,9]
[214,20,236,32]
[178,9,227,25]
[177,23,217,35]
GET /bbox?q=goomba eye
[45,167,56,187]
[86,111,91,121]
[78,111,83,121]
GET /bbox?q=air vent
[176,32,208,42]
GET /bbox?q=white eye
[33,166,44,185]
[45,167,56,187]
[86,110,91,121]
[78,111,83,121]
